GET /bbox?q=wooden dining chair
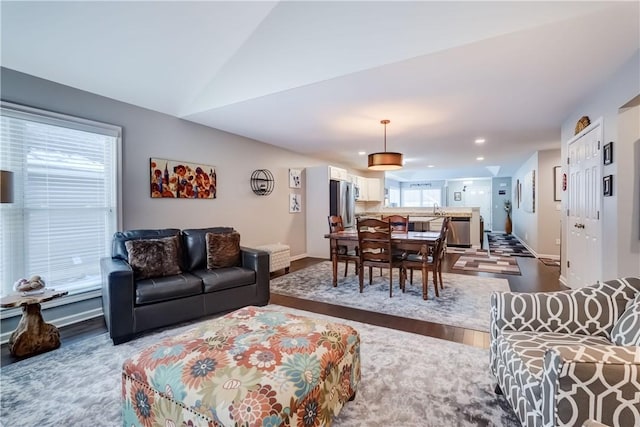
[381,215,409,232]
[356,218,405,297]
[407,215,451,287]
[327,215,359,277]
[436,216,452,289]
[400,237,444,300]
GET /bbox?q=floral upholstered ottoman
[122,306,361,426]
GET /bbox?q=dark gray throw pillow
[206,231,240,269]
[125,236,182,279]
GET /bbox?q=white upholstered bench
[255,243,290,273]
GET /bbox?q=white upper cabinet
[367,178,382,201]
[329,166,348,181]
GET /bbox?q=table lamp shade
[0,170,14,203]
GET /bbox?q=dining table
[324,230,441,287]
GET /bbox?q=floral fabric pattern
[122,306,361,426]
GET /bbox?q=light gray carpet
[270,261,510,332]
[0,305,519,427]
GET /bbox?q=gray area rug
[0,305,519,427]
[270,261,510,332]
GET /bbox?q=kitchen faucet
[433,202,439,214]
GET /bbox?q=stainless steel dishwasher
[448,217,471,246]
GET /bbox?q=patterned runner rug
[0,305,518,427]
[270,261,510,332]
[487,233,534,257]
[452,253,521,275]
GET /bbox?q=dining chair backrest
[382,215,409,233]
[439,216,451,240]
[357,218,393,265]
[328,215,345,233]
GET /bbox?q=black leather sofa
[100,227,270,344]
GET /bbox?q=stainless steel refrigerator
[329,180,355,228]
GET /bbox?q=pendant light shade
[368,120,403,171]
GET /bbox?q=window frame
[0,101,122,299]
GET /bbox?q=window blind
[0,103,121,296]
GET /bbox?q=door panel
[567,122,602,288]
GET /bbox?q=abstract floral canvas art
[150,158,216,199]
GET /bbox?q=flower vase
[505,213,512,235]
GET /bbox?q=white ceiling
[2,1,639,181]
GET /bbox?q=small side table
[0,289,68,357]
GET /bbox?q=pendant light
[368,119,403,171]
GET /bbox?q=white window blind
[0,103,121,297]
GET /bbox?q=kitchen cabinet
[329,166,348,181]
[367,178,382,201]
[354,176,368,201]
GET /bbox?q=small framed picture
[289,193,302,212]
[603,142,613,165]
[289,169,302,188]
[453,192,462,201]
[603,175,613,196]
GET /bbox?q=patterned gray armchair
[490,277,640,427]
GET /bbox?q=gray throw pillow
[125,236,182,279]
[206,231,240,269]
[611,293,640,346]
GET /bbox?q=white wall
[512,153,540,252]
[0,67,340,259]
[560,50,640,280]
[537,150,562,257]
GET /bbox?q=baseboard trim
[0,307,103,344]
[290,253,308,262]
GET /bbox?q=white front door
[567,120,602,288]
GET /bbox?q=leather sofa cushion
[206,231,240,269]
[182,227,234,271]
[135,273,203,305]
[125,236,182,279]
[193,267,256,292]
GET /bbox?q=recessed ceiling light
[476,156,484,161]
[427,165,435,168]
[358,151,366,155]
[475,138,486,144]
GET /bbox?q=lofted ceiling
[2,1,639,181]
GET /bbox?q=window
[401,187,442,207]
[0,102,121,297]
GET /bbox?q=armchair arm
[542,344,640,427]
[490,279,638,341]
[240,247,270,305]
[100,257,135,343]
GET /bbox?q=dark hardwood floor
[1,236,562,366]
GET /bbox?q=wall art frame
[289,193,302,213]
[454,191,462,201]
[150,158,216,199]
[553,166,562,201]
[603,175,613,196]
[289,168,302,188]
[603,141,613,165]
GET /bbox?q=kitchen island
[357,207,481,248]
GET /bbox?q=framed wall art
[289,168,302,188]
[523,170,535,213]
[150,158,216,199]
[603,175,613,196]
[289,193,302,213]
[603,142,613,165]
[553,166,562,201]
[454,192,462,201]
